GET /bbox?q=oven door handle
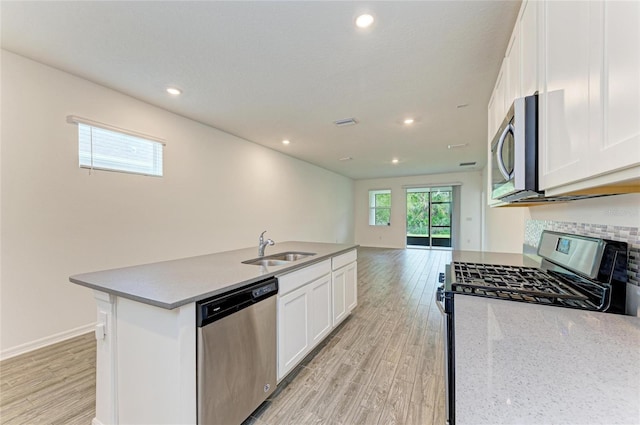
[496,123,515,180]
[435,286,447,316]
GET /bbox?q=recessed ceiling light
[355,14,374,28]
[403,118,415,125]
[282,140,290,145]
[166,87,181,95]
[392,158,399,164]
[339,156,353,161]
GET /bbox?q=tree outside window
[369,189,391,226]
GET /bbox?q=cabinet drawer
[277,259,331,296]
[332,250,357,271]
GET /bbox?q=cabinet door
[277,286,309,380]
[506,30,520,105]
[520,0,538,97]
[345,262,358,313]
[494,61,507,131]
[309,274,332,347]
[332,267,347,326]
[595,0,640,175]
[539,1,595,189]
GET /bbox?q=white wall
[0,50,354,357]
[482,166,531,253]
[354,171,483,250]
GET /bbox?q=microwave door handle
[496,123,515,180]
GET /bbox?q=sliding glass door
[406,187,452,248]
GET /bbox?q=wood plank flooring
[0,332,96,424]
[0,247,449,425]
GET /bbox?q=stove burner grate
[452,262,599,307]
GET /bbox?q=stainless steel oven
[490,94,539,203]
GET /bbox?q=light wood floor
[0,247,449,425]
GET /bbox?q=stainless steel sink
[242,251,316,266]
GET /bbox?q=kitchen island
[69,241,358,425]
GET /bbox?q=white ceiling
[1,1,520,180]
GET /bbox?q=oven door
[436,273,456,425]
[491,95,539,203]
[491,104,516,201]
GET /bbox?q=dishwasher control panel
[197,277,279,327]
[252,282,277,298]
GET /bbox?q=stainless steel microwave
[490,94,540,203]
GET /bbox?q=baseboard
[0,323,96,361]
[92,417,105,425]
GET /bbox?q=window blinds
[67,116,164,177]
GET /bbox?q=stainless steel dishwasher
[196,277,278,425]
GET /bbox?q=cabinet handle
[496,123,515,180]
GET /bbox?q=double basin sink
[242,251,316,267]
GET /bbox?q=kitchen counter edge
[69,242,359,310]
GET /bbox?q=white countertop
[69,241,357,309]
[455,294,640,424]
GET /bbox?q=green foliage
[406,190,451,236]
[375,193,391,207]
[375,208,390,225]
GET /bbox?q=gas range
[451,262,606,310]
[446,231,629,314]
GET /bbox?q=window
[369,189,391,226]
[68,116,164,177]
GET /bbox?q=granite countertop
[455,295,640,424]
[69,241,358,309]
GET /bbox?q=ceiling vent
[333,118,358,127]
[460,162,476,167]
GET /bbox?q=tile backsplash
[525,220,639,287]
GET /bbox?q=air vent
[333,118,358,127]
[460,162,476,167]
[448,143,468,149]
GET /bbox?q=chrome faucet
[258,230,275,257]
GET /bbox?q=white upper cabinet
[596,1,640,177]
[488,59,507,141]
[539,0,640,193]
[539,0,594,189]
[519,0,538,98]
[487,0,639,201]
[506,29,521,104]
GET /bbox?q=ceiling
[0,1,520,180]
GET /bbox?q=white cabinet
[331,250,358,327]
[594,1,640,179]
[506,29,520,104]
[331,262,357,326]
[276,259,331,381]
[520,0,538,99]
[487,0,639,201]
[539,0,640,194]
[539,0,594,190]
[488,60,508,139]
[309,274,332,347]
[277,251,358,381]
